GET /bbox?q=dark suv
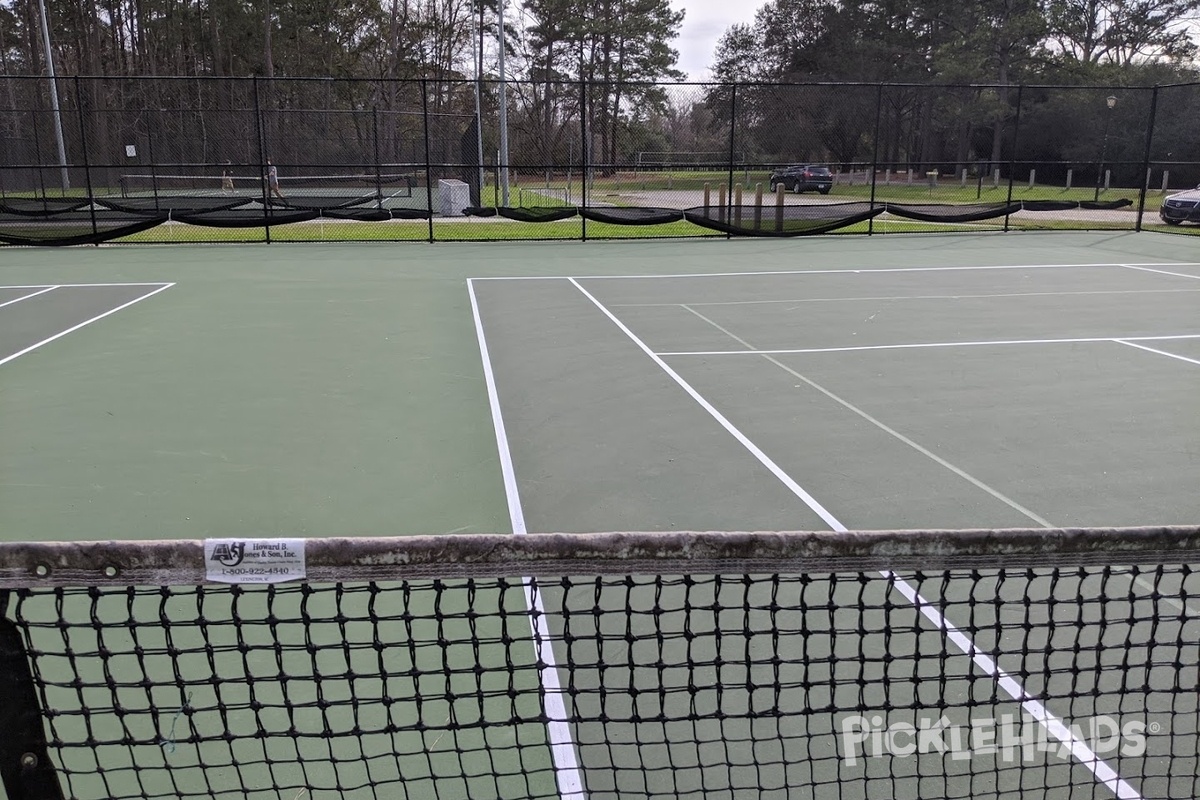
[769,165,833,194]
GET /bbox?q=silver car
[1159,186,1200,225]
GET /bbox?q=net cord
[0,527,1198,589]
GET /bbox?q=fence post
[1135,86,1158,232]
[29,104,48,198]
[145,108,159,207]
[580,79,588,241]
[420,79,434,243]
[868,83,883,235]
[74,77,97,241]
[726,82,737,239]
[372,106,382,211]
[1004,85,1023,232]
[252,76,270,244]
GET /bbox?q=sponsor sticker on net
[204,539,306,584]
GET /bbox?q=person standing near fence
[221,162,235,193]
[267,159,285,200]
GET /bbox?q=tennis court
[1,231,1198,800]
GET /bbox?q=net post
[0,591,65,800]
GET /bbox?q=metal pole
[1135,87,1159,232]
[868,83,883,235]
[253,76,270,243]
[497,0,510,205]
[473,0,485,203]
[373,106,382,210]
[75,77,96,239]
[34,0,69,191]
[580,77,587,241]
[725,83,737,239]
[1003,85,1023,233]
[420,78,435,243]
[1094,96,1116,202]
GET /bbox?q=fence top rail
[0,75,1175,92]
[0,526,1196,588]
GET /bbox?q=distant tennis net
[1,527,1197,800]
[117,172,416,199]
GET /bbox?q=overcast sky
[671,0,771,81]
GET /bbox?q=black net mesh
[1,530,1198,800]
[884,203,1022,223]
[0,199,92,216]
[684,202,882,236]
[580,208,685,226]
[0,212,166,246]
[2,544,1200,800]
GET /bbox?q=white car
[1159,186,1200,225]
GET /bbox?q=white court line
[613,287,1200,308]
[569,277,1141,800]
[0,283,175,368]
[0,286,58,309]
[658,333,1200,357]
[887,575,1141,800]
[1114,339,1200,367]
[0,281,173,290]
[472,261,1200,282]
[679,305,1200,618]
[679,303,1052,527]
[466,279,586,800]
[1120,264,1200,281]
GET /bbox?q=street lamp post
[35,0,69,191]
[1094,95,1117,202]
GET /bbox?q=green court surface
[1,231,1198,800]
[3,231,1196,538]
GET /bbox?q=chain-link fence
[1,77,1197,244]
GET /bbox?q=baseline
[472,261,1200,282]
[658,333,1200,357]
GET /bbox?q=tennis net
[116,172,416,199]
[1,527,1197,800]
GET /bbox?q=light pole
[35,0,69,191]
[1094,95,1117,202]
[496,0,510,206]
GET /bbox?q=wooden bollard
[775,182,786,232]
[718,184,727,222]
[703,182,711,211]
[734,184,743,226]
[754,183,763,229]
